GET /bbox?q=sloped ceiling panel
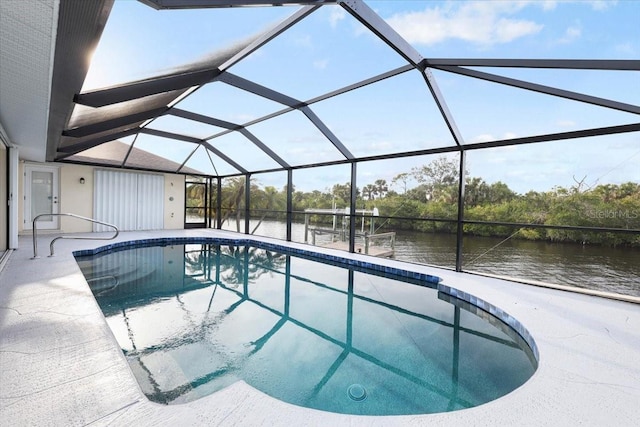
[46,0,115,161]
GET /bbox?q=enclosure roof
[1,0,638,179]
[66,140,203,174]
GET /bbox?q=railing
[308,227,396,257]
[32,213,119,259]
[365,231,396,254]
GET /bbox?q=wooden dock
[319,241,394,258]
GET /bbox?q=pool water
[76,240,537,415]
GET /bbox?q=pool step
[78,259,158,294]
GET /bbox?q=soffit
[0,0,57,160]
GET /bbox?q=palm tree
[220,177,246,232]
[251,185,279,234]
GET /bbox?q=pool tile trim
[73,236,443,284]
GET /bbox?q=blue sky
[82,0,639,194]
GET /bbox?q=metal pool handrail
[32,213,119,259]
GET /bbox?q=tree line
[187,157,640,247]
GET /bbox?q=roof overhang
[0,0,113,162]
[46,0,115,162]
[139,0,336,9]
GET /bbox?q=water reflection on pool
[76,241,537,415]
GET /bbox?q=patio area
[1,230,639,426]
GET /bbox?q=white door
[24,164,59,230]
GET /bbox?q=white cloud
[614,42,636,56]
[588,0,617,11]
[558,24,582,44]
[386,2,543,46]
[244,48,265,62]
[540,1,559,11]
[328,7,346,28]
[471,134,496,143]
[292,34,312,48]
[488,156,507,164]
[313,59,329,70]
[470,132,518,144]
[557,119,576,128]
[232,114,256,123]
[535,0,616,12]
[368,140,394,151]
[495,18,544,43]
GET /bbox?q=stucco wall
[163,174,185,230]
[18,162,186,233]
[60,163,95,232]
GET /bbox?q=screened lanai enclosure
[50,1,639,297]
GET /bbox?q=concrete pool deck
[1,229,639,426]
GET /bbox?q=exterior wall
[18,162,187,233]
[59,163,95,232]
[0,145,6,250]
[163,173,185,230]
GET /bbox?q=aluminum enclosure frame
[52,0,640,273]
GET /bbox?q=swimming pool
[75,238,537,416]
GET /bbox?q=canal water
[222,220,640,297]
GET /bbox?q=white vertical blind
[94,170,164,231]
[137,173,164,230]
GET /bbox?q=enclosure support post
[215,177,222,229]
[204,177,209,228]
[244,174,251,235]
[455,150,466,272]
[286,169,293,241]
[349,162,357,253]
[304,213,309,243]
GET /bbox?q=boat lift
[303,207,395,257]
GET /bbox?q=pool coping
[1,229,639,426]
